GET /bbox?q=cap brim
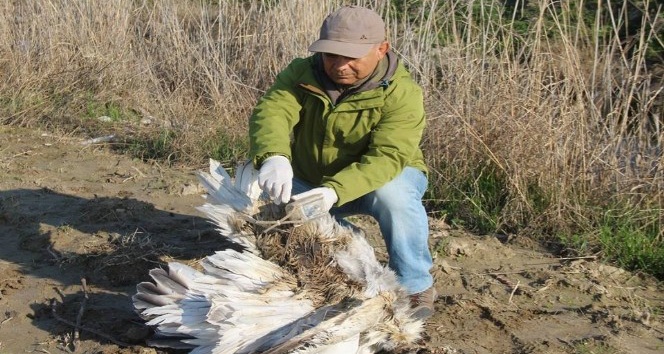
[308,40,374,59]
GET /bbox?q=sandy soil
[0,125,662,354]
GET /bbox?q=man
[249,5,436,319]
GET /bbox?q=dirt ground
[0,125,662,354]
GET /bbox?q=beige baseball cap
[308,6,386,59]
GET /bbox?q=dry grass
[1,0,662,274]
[420,1,662,235]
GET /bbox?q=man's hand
[291,187,338,213]
[258,155,293,204]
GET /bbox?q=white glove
[258,155,293,204]
[291,187,338,213]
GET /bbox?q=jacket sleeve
[249,59,306,166]
[321,77,426,205]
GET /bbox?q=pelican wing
[133,159,424,354]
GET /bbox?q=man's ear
[377,41,390,58]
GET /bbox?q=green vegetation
[0,0,662,278]
[597,206,664,277]
[203,129,249,167]
[121,130,179,164]
[427,162,508,233]
[573,339,621,354]
[85,98,139,123]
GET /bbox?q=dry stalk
[72,278,89,350]
[0,311,15,325]
[90,229,178,270]
[49,297,130,348]
[489,274,532,298]
[46,243,62,263]
[508,281,520,304]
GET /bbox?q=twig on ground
[468,270,526,276]
[73,278,89,350]
[53,287,67,303]
[536,278,556,293]
[555,256,597,261]
[0,150,33,163]
[131,166,147,177]
[489,274,531,298]
[508,281,520,304]
[524,255,597,266]
[467,255,600,277]
[49,298,130,348]
[80,135,115,146]
[0,311,14,325]
[46,243,61,263]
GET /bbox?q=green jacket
[249,52,427,206]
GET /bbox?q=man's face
[321,42,390,85]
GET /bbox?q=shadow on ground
[0,187,239,350]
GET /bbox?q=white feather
[334,233,402,298]
[196,158,253,213]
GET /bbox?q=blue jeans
[293,167,434,295]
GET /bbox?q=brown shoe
[409,286,437,320]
